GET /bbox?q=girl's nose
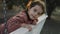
[34,15,38,18]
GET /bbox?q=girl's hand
[21,23,32,31]
[32,19,38,25]
[27,25,32,31]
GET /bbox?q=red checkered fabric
[0,11,37,34]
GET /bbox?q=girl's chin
[30,17,33,19]
[30,17,36,20]
[30,16,34,19]
[29,15,37,20]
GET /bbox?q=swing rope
[3,0,8,34]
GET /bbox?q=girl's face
[28,5,43,19]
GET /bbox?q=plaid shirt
[0,11,38,34]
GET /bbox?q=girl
[0,1,44,34]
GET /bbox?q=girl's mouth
[32,15,37,19]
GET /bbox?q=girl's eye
[34,9,37,12]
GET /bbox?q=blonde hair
[34,0,46,13]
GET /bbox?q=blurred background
[0,0,60,34]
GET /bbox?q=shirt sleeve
[0,24,5,34]
[7,16,25,33]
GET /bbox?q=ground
[40,19,60,34]
[40,7,60,34]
